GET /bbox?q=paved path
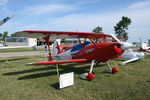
[0,51,46,57]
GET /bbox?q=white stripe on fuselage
[56,49,72,60]
[54,49,81,60]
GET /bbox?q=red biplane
[16,30,128,80]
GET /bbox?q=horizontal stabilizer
[27,59,88,65]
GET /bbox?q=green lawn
[0,47,44,52]
[0,55,150,100]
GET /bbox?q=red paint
[111,67,119,74]
[44,35,53,61]
[141,49,149,52]
[72,42,124,62]
[114,45,123,55]
[86,73,95,80]
[31,59,88,64]
[56,42,63,54]
[23,30,111,37]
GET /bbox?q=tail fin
[52,40,62,57]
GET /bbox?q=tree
[2,31,8,43]
[11,33,18,37]
[61,39,66,43]
[0,33,2,40]
[114,16,132,41]
[92,26,103,33]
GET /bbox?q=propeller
[111,34,122,44]
[111,34,133,50]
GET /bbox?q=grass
[0,55,150,100]
[0,47,44,52]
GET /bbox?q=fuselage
[56,42,124,62]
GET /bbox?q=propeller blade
[111,34,122,44]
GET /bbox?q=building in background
[5,36,37,46]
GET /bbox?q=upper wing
[27,59,88,65]
[15,30,112,41]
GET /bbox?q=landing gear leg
[105,61,112,74]
[106,62,111,69]
[105,61,119,74]
[89,60,95,73]
[80,60,95,80]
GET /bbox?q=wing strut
[78,38,84,47]
[88,36,96,46]
[44,35,53,61]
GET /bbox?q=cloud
[0,0,7,6]
[45,13,118,31]
[24,4,77,14]
[128,1,150,9]
[0,0,11,14]
[22,2,150,42]
[6,1,150,42]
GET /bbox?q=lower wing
[27,59,88,65]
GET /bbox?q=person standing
[44,44,47,53]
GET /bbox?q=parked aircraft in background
[0,15,14,48]
[136,38,150,52]
[140,42,150,52]
[120,49,145,65]
[0,15,14,27]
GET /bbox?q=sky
[0,0,150,42]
